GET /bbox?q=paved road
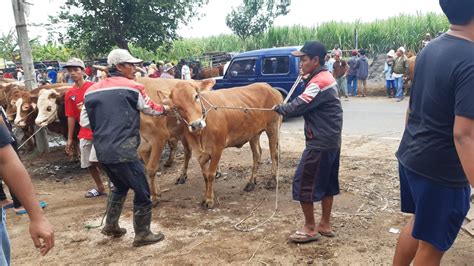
[282,97,409,139]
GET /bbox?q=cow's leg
[164,138,178,167]
[265,123,279,190]
[244,135,262,192]
[147,139,166,205]
[202,152,222,209]
[176,138,192,185]
[137,139,151,166]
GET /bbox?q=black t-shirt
[397,34,474,188]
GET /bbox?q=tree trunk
[114,35,129,51]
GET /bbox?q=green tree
[0,29,19,61]
[55,0,208,57]
[225,0,291,40]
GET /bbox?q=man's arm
[454,115,474,187]
[65,117,76,154]
[0,144,54,256]
[274,83,325,118]
[136,86,169,116]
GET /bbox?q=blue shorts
[399,163,471,252]
[293,148,340,202]
[0,209,10,265]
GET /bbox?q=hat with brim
[163,63,174,73]
[47,66,54,70]
[64,58,85,69]
[107,48,143,67]
[291,41,327,59]
[387,50,396,57]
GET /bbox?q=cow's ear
[156,90,170,103]
[198,79,216,92]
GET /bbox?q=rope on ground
[85,180,112,229]
[233,75,302,232]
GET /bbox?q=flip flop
[318,230,336,238]
[85,188,106,198]
[288,230,320,243]
[15,201,47,215]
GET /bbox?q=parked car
[213,46,304,100]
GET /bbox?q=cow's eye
[194,94,200,101]
[46,106,52,112]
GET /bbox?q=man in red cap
[273,41,343,243]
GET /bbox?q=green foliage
[0,30,19,61]
[14,12,449,63]
[56,0,208,57]
[225,0,291,40]
[172,12,449,59]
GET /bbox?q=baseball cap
[107,49,143,67]
[64,58,85,69]
[291,41,327,59]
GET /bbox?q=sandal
[15,201,47,215]
[288,230,320,243]
[85,188,106,198]
[318,230,336,238]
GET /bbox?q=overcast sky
[1,0,444,41]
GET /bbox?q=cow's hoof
[175,174,187,185]
[243,182,256,192]
[264,179,277,190]
[201,199,215,209]
[215,171,222,179]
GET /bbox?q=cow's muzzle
[189,119,206,133]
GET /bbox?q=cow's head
[170,79,216,133]
[13,92,37,128]
[6,89,24,121]
[35,89,61,127]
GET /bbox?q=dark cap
[292,41,327,59]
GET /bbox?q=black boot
[101,193,127,237]
[132,204,165,247]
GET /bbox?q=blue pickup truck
[213,46,304,100]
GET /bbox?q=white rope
[17,111,57,150]
[233,75,302,232]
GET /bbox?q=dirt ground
[5,120,474,265]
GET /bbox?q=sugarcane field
[0,0,473,265]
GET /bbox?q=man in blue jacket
[355,49,369,97]
[273,41,343,243]
[80,49,170,247]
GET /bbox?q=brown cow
[198,64,224,79]
[170,80,282,209]
[136,77,192,204]
[17,87,80,157]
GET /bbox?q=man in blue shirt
[393,0,474,264]
[47,67,57,83]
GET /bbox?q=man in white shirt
[180,59,191,80]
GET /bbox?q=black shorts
[292,148,340,202]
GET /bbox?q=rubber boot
[132,204,165,247]
[101,193,127,237]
